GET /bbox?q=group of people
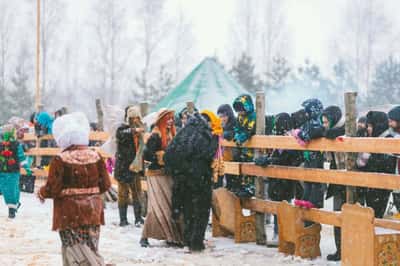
[255,100,400,262]
[2,95,400,265]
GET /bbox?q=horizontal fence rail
[224,162,400,191]
[223,136,400,154]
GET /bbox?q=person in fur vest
[232,94,256,197]
[321,105,346,261]
[292,98,325,209]
[38,112,112,266]
[255,112,303,241]
[164,113,218,252]
[388,106,400,215]
[356,111,396,218]
[114,106,145,227]
[201,110,224,188]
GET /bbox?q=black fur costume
[164,113,218,251]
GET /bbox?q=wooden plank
[224,162,241,176]
[374,218,400,231]
[23,131,110,142]
[242,198,341,227]
[25,147,111,158]
[229,163,400,191]
[222,135,400,154]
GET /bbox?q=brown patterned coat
[39,148,111,231]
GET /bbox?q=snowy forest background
[1,0,400,123]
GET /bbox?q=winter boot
[133,202,144,227]
[8,208,16,219]
[118,205,130,227]
[327,251,341,261]
[327,227,341,261]
[140,238,150,247]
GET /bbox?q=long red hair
[156,112,176,150]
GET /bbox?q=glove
[255,156,271,167]
[171,208,181,221]
[291,129,307,147]
[23,165,32,176]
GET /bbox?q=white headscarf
[52,112,90,150]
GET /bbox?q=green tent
[152,57,250,113]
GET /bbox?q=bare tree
[333,0,392,97]
[230,0,260,62]
[259,0,290,74]
[171,4,195,83]
[40,0,64,100]
[134,0,170,103]
[0,1,14,90]
[91,0,129,104]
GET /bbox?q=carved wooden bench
[212,188,256,243]
[277,201,321,259]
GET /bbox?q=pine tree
[368,56,400,105]
[264,56,291,91]
[230,53,262,94]
[8,45,34,120]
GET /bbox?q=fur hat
[322,106,342,128]
[52,112,90,150]
[125,106,142,123]
[366,111,389,137]
[388,106,400,122]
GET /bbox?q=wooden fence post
[255,91,266,245]
[95,99,104,131]
[186,101,195,114]
[344,92,357,203]
[140,102,149,117]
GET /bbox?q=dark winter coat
[233,94,256,145]
[164,113,218,211]
[143,131,163,170]
[0,141,21,173]
[356,111,396,218]
[217,104,236,141]
[114,124,138,183]
[232,94,256,162]
[164,113,218,250]
[255,113,303,201]
[322,106,346,199]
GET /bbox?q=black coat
[164,113,218,211]
[143,132,163,170]
[114,124,137,183]
[256,150,303,201]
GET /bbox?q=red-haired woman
[140,109,183,247]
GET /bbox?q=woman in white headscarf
[38,112,112,266]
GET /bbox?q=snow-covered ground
[0,192,340,266]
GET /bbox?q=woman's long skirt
[142,173,183,244]
[59,225,105,266]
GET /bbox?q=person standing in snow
[114,106,145,227]
[255,112,303,243]
[292,99,325,209]
[38,112,111,266]
[164,112,218,252]
[34,111,55,166]
[140,109,183,248]
[388,106,400,215]
[0,124,31,218]
[321,106,346,261]
[356,111,396,218]
[232,94,256,197]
